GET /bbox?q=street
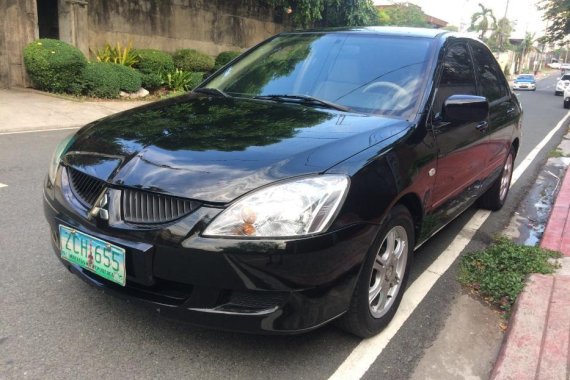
[1,74,569,380]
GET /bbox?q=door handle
[476,121,488,132]
[506,107,516,114]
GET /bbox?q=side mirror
[442,95,489,123]
[557,77,561,81]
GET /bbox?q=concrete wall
[87,0,289,57]
[0,0,38,88]
[0,0,289,88]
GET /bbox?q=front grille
[122,188,201,224]
[67,167,106,207]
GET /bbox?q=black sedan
[44,27,521,337]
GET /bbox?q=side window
[434,43,477,115]
[470,42,508,102]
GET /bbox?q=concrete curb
[491,129,570,380]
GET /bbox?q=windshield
[204,33,434,118]
[562,74,570,81]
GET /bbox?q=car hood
[64,94,411,203]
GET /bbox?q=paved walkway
[0,88,148,133]
[492,131,570,380]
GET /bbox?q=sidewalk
[492,131,570,380]
[0,88,148,133]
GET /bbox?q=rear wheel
[478,146,515,211]
[338,205,414,338]
[564,99,570,109]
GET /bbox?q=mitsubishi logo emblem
[88,190,109,221]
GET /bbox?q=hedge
[173,49,215,72]
[23,39,87,93]
[82,62,121,98]
[111,64,142,93]
[133,49,175,90]
[215,51,241,68]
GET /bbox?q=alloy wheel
[368,225,408,319]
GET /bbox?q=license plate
[59,225,126,286]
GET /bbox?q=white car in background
[555,74,570,95]
[564,86,570,108]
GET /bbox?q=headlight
[48,134,74,184]
[203,175,349,238]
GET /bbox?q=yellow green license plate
[59,225,126,286]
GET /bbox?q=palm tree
[489,17,513,51]
[469,3,497,40]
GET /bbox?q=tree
[469,3,497,40]
[382,3,428,27]
[266,0,378,28]
[515,32,537,73]
[539,0,570,43]
[488,17,513,51]
[377,8,390,25]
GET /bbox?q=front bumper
[513,83,535,90]
[556,84,567,94]
[43,174,378,334]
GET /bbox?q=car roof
[283,26,452,39]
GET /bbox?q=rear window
[517,75,534,80]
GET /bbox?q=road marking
[329,110,570,380]
[0,126,79,136]
[0,183,7,188]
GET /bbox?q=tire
[564,99,570,109]
[555,91,562,96]
[338,205,414,338]
[478,146,515,211]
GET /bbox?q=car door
[427,40,489,225]
[469,41,519,185]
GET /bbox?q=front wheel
[338,205,414,338]
[564,99,570,109]
[478,146,515,211]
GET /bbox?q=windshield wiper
[193,87,229,98]
[254,94,350,112]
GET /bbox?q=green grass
[458,236,560,315]
[549,148,565,158]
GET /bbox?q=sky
[374,0,547,39]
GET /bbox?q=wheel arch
[395,192,423,245]
[512,138,520,157]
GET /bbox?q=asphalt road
[1,74,568,380]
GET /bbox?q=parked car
[512,74,536,91]
[564,86,570,108]
[44,27,522,337]
[555,74,570,95]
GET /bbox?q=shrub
[164,69,204,92]
[82,62,120,98]
[133,49,175,90]
[23,39,87,93]
[215,51,241,68]
[96,42,139,67]
[111,64,142,93]
[173,49,215,72]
